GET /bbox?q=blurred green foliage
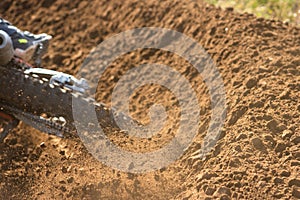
[206,0,300,25]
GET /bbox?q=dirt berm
[0,0,299,199]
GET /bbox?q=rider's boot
[0,18,52,66]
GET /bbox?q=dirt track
[0,0,300,199]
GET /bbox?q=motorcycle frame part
[24,68,90,94]
[0,59,136,141]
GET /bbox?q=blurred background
[206,0,300,25]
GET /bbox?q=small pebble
[273,177,284,184]
[236,133,247,141]
[246,77,257,88]
[292,187,300,198]
[217,186,232,196]
[288,179,300,187]
[252,137,267,152]
[205,187,216,196]
[275,142,287,153]
[200,172,218,180]
[280,170,291,177]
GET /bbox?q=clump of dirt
[0,0,299,199]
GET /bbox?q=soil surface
[1,0,299,199]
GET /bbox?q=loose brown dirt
[0,0,299,199]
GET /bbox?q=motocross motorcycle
[0,30,130,142]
